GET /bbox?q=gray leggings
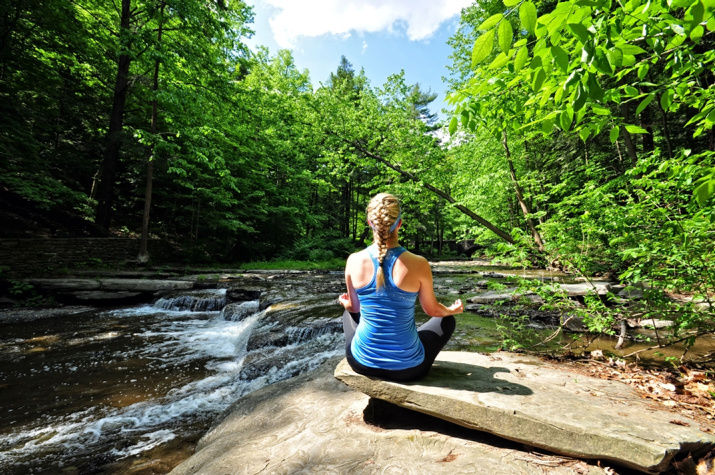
[342,310,455,382]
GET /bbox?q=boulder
[68,290,144,304]
[170,357,606,475]
[27,278,101,290]
[627,318,674,329]
[0,306,95,323]
[225,287,262,303]
[557,282,610,296]
[97,278,193,291]
[334,351,715,473]
[26,278,194,293]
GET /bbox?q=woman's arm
[415,256,463,317]
[338,253,360,313]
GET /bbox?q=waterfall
[154,289,227,312]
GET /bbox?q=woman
[338,193,463,382]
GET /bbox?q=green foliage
[445,0,715,352]
[496,312,542,351]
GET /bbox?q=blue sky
[244,1,474,122]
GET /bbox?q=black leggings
[342,310,455,382]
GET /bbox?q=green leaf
[560,107,574,130]
[489,52,510,69]
[625,124,648,134]
[618,44,647,55]
[694,178,714,205]
[609,125,620,143]
[514,46,529,72]
[586,74,604,101]
[448,116,458,135]
[547,12,568,38]
[624,85,639,97]
[579,127,591,142]
[606,48,622,69]
[622,54,636,67]
[592,49,613,74]
[504,0,521,7]
[471,30,495,67]
[592,105,611,115]
[708,16,715,32]
[552,45,569,72]
[690,25,705,42]
[686,1,705,26]
[660,90,673,111]
[635,94,654,115]
[498,20,514,52]
[532,67,546,91]
[573,83,587,111]
[520,1,538,35]
[564,69,581,89]
[568,23,591,44]
[637,63,649,80]
[478,13,503,31]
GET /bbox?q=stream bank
[1,263,712,473]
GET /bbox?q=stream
[0,268,712,473]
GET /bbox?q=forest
[0,0,713,350]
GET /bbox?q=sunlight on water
[0,291,343,473]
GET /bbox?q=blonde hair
[366,193,401,289]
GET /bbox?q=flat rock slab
[334,351,715,473]
[171,357,606,475]
[28,278,194,292]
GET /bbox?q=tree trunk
[95,0,133,230]
[501,130,545,252]
[620,104,638,163]
[351,140,515,244]
[139,1,165,264]
[659,103,673,159]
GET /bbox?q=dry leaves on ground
[551,354,714,428]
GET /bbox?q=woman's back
[350,245,424,370]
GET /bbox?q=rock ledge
[334,351,715,473]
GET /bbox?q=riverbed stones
[28,278,194,292]
[334,351,715,473]
[25,277,196,304]
[170,357,606,475]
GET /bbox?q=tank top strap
[365,245,380,281]
[366,245,405,285]
[384,246,406,287]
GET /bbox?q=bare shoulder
[347,249,370,265]
[346,249,373,273]
[398,250,430,271]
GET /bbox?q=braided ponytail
[366,193,401,289]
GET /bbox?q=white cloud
[361,40,368,54]
[261,0,473,48]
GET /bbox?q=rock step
[334,351,715,473]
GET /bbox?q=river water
[0,269,712,473]
[0,282,347,474]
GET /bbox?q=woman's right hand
[338,292,351,310]
[447,299,464,315]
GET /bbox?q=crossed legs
[342,310,455,382]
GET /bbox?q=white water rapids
[0,289,343,473]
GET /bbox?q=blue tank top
[350,245,424,370]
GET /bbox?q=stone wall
[0,238,178,275]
